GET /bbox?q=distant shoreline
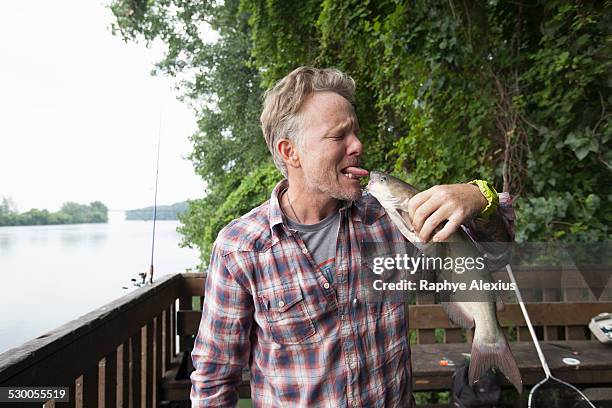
[125,201,188,221]
[0,200,108,227]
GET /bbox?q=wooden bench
[170,268,612,406]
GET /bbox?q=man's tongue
[342,166,369,178]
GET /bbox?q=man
[190,67,513,407]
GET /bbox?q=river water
[0,217,201,354]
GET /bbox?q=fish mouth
[366,171,382,190]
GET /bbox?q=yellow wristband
[467,180,499,217]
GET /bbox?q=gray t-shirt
[286,209,340,284]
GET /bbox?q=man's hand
[406,184,487,242]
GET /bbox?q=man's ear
[277,138,300,168]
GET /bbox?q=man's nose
[347,133,363,157]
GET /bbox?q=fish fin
[386,207,422,244]
[398,197,412,213]
[442,302,474,329]
[469,331,522,393]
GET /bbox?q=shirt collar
[268,179,288,234]
[269,180,386,234]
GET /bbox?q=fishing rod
[148,116,162,285]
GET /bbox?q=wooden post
[543,288,562,340]
[155,314,163,408]
[564,288,588,340]
[103,352,117,408]
[164,308,171,372]
[74,376,82,408]
[82,361,99,408]
[179,296,193,352]
[170,301,176,358]
[416,293,437,344]
[131,330,142,408]
[145,322,154,408]
[119,341,129,408]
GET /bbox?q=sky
[0,1,216,213]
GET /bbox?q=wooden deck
[0,268,611,407]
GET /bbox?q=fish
[366,171,522,392]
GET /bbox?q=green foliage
[178,161,282,262]
[0,198,108,226]
[109,0,611,267]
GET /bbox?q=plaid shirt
[191,180,514,407]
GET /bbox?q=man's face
[295,91,364,201]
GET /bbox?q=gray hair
[260,66,356,177]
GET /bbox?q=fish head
[367,171,419,209]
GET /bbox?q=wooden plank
[155,314,163,408]
[177,310,201,336]
[66,380,76,408]
[409,340,612,390]
[0,273,181,387]
[170,302,176,358]
[179,296,192,310]
[543,288,563,340]
[491,265,611,289]
[82,360,99,408]
[179,274,206,297]
[179,296,193,352]
[565,288,589,340]
[131,330,142,408]
[164,308,171,373]
[160,341,612,398]
[416,292,437,344]
[444,328,463,343]
[177,301,612,338]
[103,350,117,408]
[119,341,129,408]
[75,376,82,408]
[145,322,154,408]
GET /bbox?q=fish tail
[442,302,475,329]
[469,332,523,393]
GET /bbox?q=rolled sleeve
[190,243,254,407]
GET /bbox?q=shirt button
[302,248,308,254]
[323,282,330,289]
[278,300,285,307]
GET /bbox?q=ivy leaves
[109,0,611,267]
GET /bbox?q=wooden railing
[1,268,610,407]
[175,268,612,399]
[0,273,188,408]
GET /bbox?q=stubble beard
[304,165,362,202]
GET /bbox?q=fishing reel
[122,272,148,289]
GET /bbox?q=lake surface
[0,217,201,354]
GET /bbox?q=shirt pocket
[366,301,404,324]
[257,284,317,345]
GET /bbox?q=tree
[0,201,109,226]
[109,0,611,267]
